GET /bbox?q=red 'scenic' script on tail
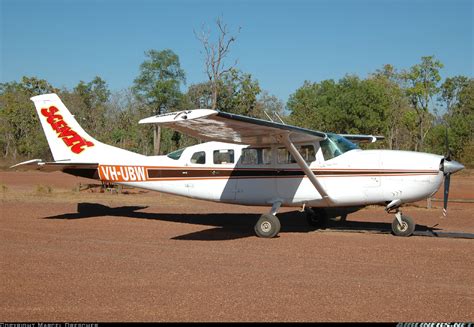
[41,106,94,154]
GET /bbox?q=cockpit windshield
[320,133,359,161]
[167,148,185,160]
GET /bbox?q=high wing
[139,109,387,206]
[140,109,335,204]
[139,110,327,145]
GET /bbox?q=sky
[1,0,473,104]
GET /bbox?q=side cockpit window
[214,149,235,164]
[190,151,206,164]
[320,133,358,161]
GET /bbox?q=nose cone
[442,160,465,174]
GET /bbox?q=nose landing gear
[391,211,415,237]
[386,200,415,237]
[385,199,416,236]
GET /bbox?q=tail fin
[31,93,141,163]
[31,93,101,161]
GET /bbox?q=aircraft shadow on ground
[41,202,447,241]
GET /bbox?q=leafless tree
[194,16,241,109]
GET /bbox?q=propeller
[443,172,451,217]
[441,127,464,216]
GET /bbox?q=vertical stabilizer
[31,93,142,162]
[31,93,100,161]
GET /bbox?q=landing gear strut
[254,201,282,238]
[385,200,415,237]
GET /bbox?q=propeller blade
[443,173,451,217]
[445,127,451,161]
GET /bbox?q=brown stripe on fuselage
[145,167,438,180]
[95,164,439,183]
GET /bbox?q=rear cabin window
[241,148,272,165]
[277,145,315,164]
[213,149,234,164]
[190,151,206,164]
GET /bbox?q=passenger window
[213,149,234,164]
[277,148,295,164]
[242,148,258,165]
[298,145,315,163]
[277,145,315,164]
[190,151,206,164]
[242,148,272,165]
[261,148,272,165]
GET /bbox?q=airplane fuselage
[92,141,444,208]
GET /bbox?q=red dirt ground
[0,170,473,322]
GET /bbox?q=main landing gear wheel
[305,208,328,229]
[391,215,415,237]
[254,214,281,238]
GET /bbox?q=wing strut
[279,133,332,207]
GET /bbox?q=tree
[439,75,469,116]
[195,16,240,109]
[0,77,58,160]
[255,91,286,122]
[287,79,338,131]
[445,78,474,163]
[61,76,111,141]
[287,76,390,140]
[370,64,411,150]
[401,56,444,151]
[186,81,213,109]
[105,89,156,155]
[184,69,262,118]
[133,49,186,154]
[216,69,261,116]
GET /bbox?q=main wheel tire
[391,215,415,237]
[254,214,281,238]
[305,208,328,229]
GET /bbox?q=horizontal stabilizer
[11,159,98,172]
[340,134,385,143]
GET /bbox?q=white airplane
[12,93,465,238]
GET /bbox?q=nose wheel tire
[391,215,415,237]
[255,214,281,238]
